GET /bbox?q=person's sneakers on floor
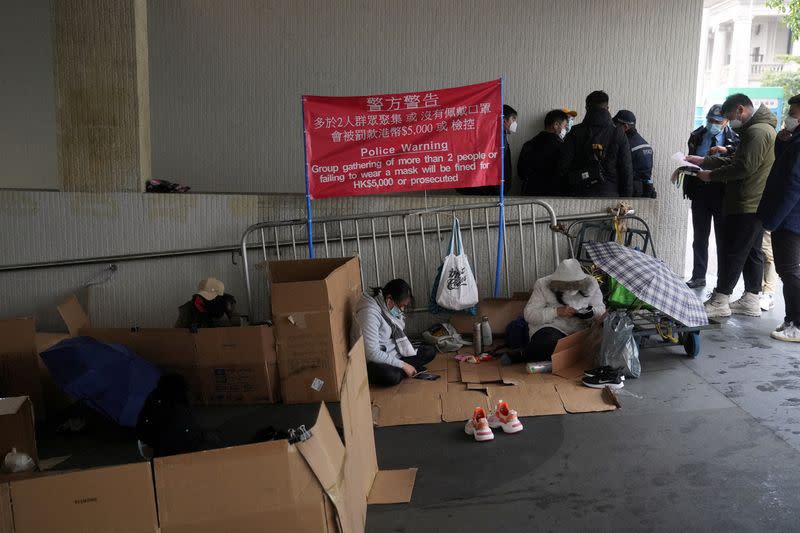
[686,278,706,289]
[704,292,731,318]
[760,292,775,311]
[729,292,762,317]
[771,322,800,343]
[464,407,494,442]
[583,365,616,378]
[774,320,792,333]
[582,367,625,390]
[487,400,523,434]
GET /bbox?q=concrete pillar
[51,0,151,192]
[731,12,753,87]
[709,24,728,84]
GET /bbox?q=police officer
[613,110,655,198]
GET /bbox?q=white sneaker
[774,320,792,333]
[730,292,762,317]
[771,323,800,343]
[704,292,731,318]
[760,293,775,311]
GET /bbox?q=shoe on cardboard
[487,401,523,434]
[704,292,731,318]
[582,373,625,390]
[686,278,706,289]
[464,407,494,442]
[771,323,800,343]
[730,292,762,317]
[760,293,775,311]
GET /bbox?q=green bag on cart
[606,276,655,311]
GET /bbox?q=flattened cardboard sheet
[368,469,417,504]
[0,483,11,533]
[446,357,461,382]
[426,353,450,373]
[487,384,566,417]
[555,381,621,413]
[440,390,490,422]
[458,360,502,384]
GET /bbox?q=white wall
[0,0,58,190]
[148,0,703,195]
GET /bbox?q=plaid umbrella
[585,242,708,327]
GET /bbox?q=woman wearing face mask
[351,278,437,386]
[500,259,605,365]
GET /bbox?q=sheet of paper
[671,151,701,169]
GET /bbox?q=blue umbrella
[41,337,161,427]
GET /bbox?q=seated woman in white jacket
[501,258,605,365]
[351,279,437,386]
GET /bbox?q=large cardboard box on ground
[0,319,44,418]
[0,397,38,476]
[270,256,362,404]
[82,325,279,405]
[123,326,279,405]
[1,463,158,533]
[449,296,528,336]
[1,339,414,533]
[371,324,620,427]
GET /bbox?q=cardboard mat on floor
[371,327,621,427]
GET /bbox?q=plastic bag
[432,218,479,311]
[606,276,654,311]
[596,310,641,378]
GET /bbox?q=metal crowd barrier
[240,199,561,322]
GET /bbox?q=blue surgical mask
[566,118,574,132]
[706,122,723,136]
[389,306,402,319]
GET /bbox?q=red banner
[303,80,502,199]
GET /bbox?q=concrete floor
[33,294,800,532]
[367,304,800,532]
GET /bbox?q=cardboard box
[270,256,362,404]
[6,463,158,533]
[155,338,414,533]
[0,397,38,472]
[0,318,44,417]
[83,325,279,405]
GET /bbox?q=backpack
[569,126,616,191]
[504,316,530,350]
[422,322,471,352]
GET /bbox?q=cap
[562,108,578,117]
[612,110,636,125]
[197,277,225,301]
[706,104,725,122]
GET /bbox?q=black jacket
[517,131,562,196]
[558,108,633,197]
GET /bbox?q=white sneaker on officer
[760,292,775,311]
[771,323,800,343]
[730,292,762,317]
[704,292,731,318]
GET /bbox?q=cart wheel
[683,332,701,358]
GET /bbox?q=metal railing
[240,199,561,322]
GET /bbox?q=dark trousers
[506,327,566,364]
[366,345,437,387]
[773,230,800,324]
[690,184,724,280]
[716,213,765,295]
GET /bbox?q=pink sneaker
[464,407,494,442]
[488,400,524,434]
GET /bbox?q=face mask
[729,119,743,130]
[389,306,402,319]
[563,289,579,297]
[508,120,517,134]
[559,128,567,140]
[706,122,723,136]
[785,116,800,132]
[566,118,574,132]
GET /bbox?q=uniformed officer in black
[613,110,655,198]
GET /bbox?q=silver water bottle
[480,316,492,347]
[473,322,483,354]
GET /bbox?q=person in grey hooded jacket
[350,279,436,386]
